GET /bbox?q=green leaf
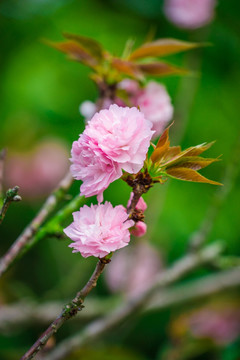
[129,38,200,61]
[166,167,222,185]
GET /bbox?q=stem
[0,186,21,225]
[43,242,223,360]
[0,171,73,277]
[21,258,110,360]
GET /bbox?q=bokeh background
[0,0,240,359]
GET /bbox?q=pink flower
[105,242,162,298]
[5,140,69,200]
[71,105,154,200]
[131,222,147,237]
[85,105,154,173]
[64,202,134,258]
[118,80,173,138]
[164,0,217,29]
[127,192,147,212]
[70,134,122,202]
[134,81,173,138]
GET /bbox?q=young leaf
[166,167,222,185]
[111,58,143,79]
[139,62,189,77]
[129,38,200,61]
[166,156,220,171]
[150,125,171,163]
[46,40,98,68]
[63,33,104,61]
[162,142,216,168]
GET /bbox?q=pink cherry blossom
[134,81,173,138]
[64,202,134,258]
[85,105,154,173]
[164,0,217,29]
[127,192,147,212]
[71,105,154,200]
[131,221,147,237]
[70,134,122,202]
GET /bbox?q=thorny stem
[0,186,21,225]
[0,171,73,277]
[20,257,110,360]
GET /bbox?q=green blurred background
[0,0,240,359]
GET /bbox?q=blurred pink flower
[118,80,173,138]
[127,192,147,212]
[105,242,162,298]
[164,0,217,29]
[5,140,69,199]
[189,307,240,345]
[131,221,147,237]
[71,105,154,200]
[64,202,134,258]
[134,81,173,138]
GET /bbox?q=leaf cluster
[147,125,222,186]
[46,34,201,85]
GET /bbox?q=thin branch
[0,186,21,225]
[0,171,73,277]
[0,297,121,332]
[3,264,240,334]
[21,257,110,360]
[147,265,240,312]
[43,242,223,360]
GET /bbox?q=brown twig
[42,242,223,360]
[0,171,73,277]
[20,257,110,360]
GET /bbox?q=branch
[22,194,85,256]
[0,297,121,332]
[147,265,240,312]
[3,264,240,334]
[0,186,21,225]
[43,242,223,360]
[21,257,110,360]
[0,171,73,277]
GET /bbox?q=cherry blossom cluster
[65,104,155,258]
